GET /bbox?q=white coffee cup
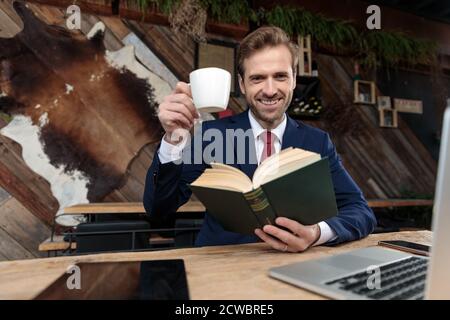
[189,67,231,113]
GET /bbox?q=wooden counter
[0,231,432,300]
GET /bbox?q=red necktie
[260,130,275,163]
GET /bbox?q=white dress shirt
[158,111,337,246]
[248,109,286,165]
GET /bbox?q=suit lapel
[282,116,306,149]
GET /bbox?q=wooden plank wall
[116,20,437,198]
[0,0,242,207]
[0,2,160,259]
[308,55,437,198]
[0,187,50,261]
[0,120,60,226]
[1,1,438,204]
[0,2,438,260]
[0,2,161,209]
[122,20,247,113]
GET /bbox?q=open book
[189,148,338,235]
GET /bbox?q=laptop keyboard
[325,256,428,300]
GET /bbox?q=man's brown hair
[237,26,298,78]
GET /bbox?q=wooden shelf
[298,35,312,76]
[379,108,398,128]
[354,80,376,104]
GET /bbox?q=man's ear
[238,75,246,95]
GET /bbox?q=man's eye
[276,75,288,80]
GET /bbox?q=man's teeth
[260,99,279,105]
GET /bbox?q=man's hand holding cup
[157,67,231,145]
[157,82,199,145]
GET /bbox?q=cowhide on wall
[0,2,169,225]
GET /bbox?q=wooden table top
[63,201,206,214]
[62,198,432,215]
[0,231,432,300]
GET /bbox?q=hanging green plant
[265,6,359,54]
[364,31,437,67]
[131,0,438,68]
[198,0,252,24]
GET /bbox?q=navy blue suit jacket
[143,110,377,246]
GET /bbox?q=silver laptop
[269,103,450,300]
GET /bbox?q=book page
[191,164,253,192]
[210,162,246,176]
[252,149,292,182]
[253,148,321,188]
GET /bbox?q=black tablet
[34,259,189,300]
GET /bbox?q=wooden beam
[0,127,59,226]
[0,161,56,226]
[24,0,249,39]
[367,199,433,208]
[0,228,36,260]
[0,197,50,257]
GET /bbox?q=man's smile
[256,96,284,111]
[258,98,282,105]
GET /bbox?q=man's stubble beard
[246,93,293,127]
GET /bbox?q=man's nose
[262,78,277,97]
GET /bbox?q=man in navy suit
[144,26,376,252]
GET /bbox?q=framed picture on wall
[195,39,240,96]
[377,96,392,110]
[394,98,423,114]
[354,80,376,105]
[379,108,398,128]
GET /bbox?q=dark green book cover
[189,158,338,235]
